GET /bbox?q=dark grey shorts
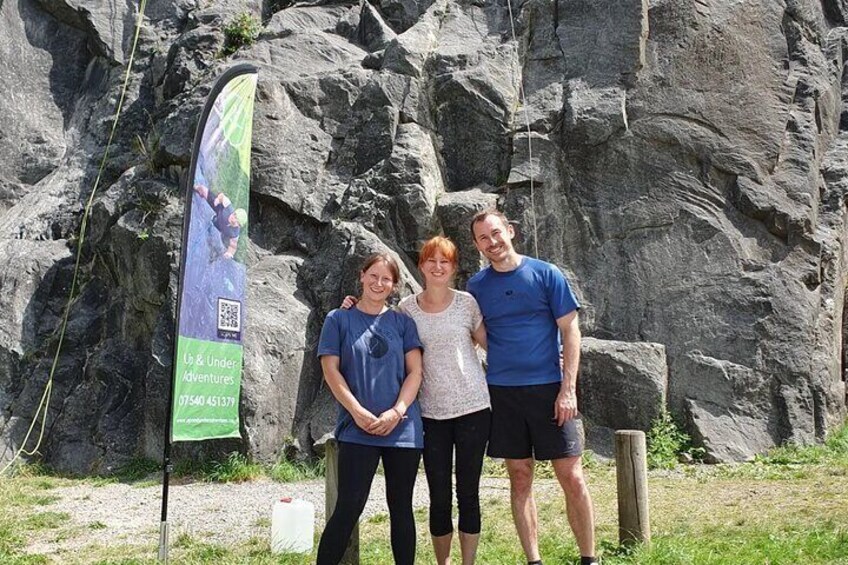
[487,383,583,461]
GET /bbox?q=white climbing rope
[505,0,539,258]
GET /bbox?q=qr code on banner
[217,298,241,339]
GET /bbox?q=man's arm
[554,309,581,426]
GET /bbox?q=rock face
[578,337,667,433]
[1,0,847,471]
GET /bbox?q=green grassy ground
[2,426,847,564]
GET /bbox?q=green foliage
[480,456,507,478]
[170,452,325,484]
[131,129,161,176]
[482,453,615,477]
[114,457,160,482]
[646,409,703,469]
[757,422,848,467]
[202,452,263,483]
[3,462,51,479]
[481,457,564,478]
[174,452,263,483]
[715,421,848,482]
[581,449,611,471]
[268,457,325,482]
[222,13,261,55]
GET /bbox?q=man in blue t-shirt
[467,209,596,565]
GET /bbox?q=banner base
[158,521,169,563]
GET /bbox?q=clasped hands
[352,406,404,436]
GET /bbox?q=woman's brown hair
[360,252,401,284]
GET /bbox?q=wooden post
[324,438,359,564]
[614,430,651,546]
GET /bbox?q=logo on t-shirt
[367,332,389,358]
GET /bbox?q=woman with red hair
[404,236,490,565]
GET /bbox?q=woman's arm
[471,321,488,351]
[396,348,423,414]
[368,348,424,436]
[320,355,378,432]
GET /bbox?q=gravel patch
[26,474,560,557]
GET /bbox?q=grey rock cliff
[1,0,847,472]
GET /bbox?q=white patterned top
[398,289,490,420]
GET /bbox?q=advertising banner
[171,65,258,442]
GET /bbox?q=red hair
[418,236,458,268]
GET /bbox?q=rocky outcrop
[1,0,847,471]
[578,338,667,433]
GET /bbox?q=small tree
[646,409,703,469]
[222,13,261,56]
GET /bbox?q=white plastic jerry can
[271,497,315,554]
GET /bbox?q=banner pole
[158,163,193,564]
[157,77,205,563]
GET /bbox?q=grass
[361,423,848,564]
[115,458,161,482]
[23,512,69,531]
[1,426,847,563]
[482,450,609,479]
[269,458,326,483]
[172,452,324,483]
[357,461,848,564]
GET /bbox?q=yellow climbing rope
[1,0,150,476]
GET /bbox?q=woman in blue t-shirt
[316,253,424,565]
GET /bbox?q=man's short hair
[469,208,510,239]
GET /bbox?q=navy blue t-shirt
[317,308,424,448]
[206,190,240,244]
[467,256,580,386]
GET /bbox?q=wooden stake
[325,439,360,564]
[615,430,651,546]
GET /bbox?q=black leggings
[316,442,422,565]
[423,409,491,537]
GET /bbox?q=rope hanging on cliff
[0,0,149,476]
[505,0,539,258]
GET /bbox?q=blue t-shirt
[317,308,424,448]
[467,256,580,386]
